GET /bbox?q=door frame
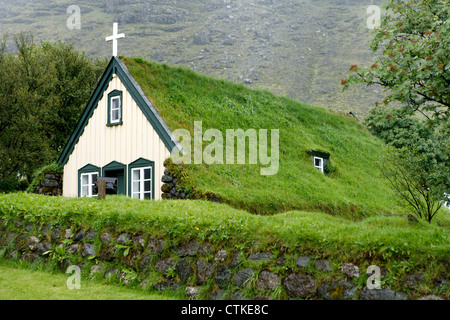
[102,161,127,195]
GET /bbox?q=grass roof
[122,56,401,218]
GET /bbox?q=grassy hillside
[123,56,401,218]
[0,0,385,119]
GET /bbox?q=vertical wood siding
[63,74,171,199]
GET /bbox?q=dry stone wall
[32,171,63,196]
[161,163,221,203]
[0,216,446,300]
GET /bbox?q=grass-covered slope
[123,56,400,218]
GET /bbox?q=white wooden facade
[58,57,178,200]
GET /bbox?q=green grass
[0,260,177,300]
[2,193,449,268]
[122,56,401,218]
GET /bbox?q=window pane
[132,193,140,199]
[144,181,151,192]
[144,168,151,180]
[92,185,97,196]
[315,158,322,167]
[132,169,140,181]
[82,175,88,185]
[144,192,151,200]
[112,97,120,109]
[92,174,98,183]
[133,181,140,193]
[81,186,89,197]
[112,109,120,121]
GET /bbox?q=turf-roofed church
[57,23,179,200]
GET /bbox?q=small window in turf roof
[311,150,330,174]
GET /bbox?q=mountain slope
[0,0,385,120]
[122,56,400,218]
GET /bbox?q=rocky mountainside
[0,0,385,119]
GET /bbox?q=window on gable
[80,172,98,197]
[110,96,121,123]
[107,90,123,126]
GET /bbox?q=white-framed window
[313,157,324,173]
[80,172,98,197]
[131,167,152,200]
[110,96,121,124]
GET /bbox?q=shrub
[0,176,19,193]
[17,180,29,191]
[379,148,446,223]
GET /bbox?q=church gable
[58,56,177,167]
[58,56,176,199]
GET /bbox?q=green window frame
[107,90,123,126]
[78,164,100,197]
[128,158,155,200]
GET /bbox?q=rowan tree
[343,0,449,122]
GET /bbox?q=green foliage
[114,244,132,258]
[26,162,63,193]
[0,176,19,193]
[343,0,450,123]
[42,239,72,263]
[350,0,450,221]
[365,107,427,149]
[17,180,29,192]
[324,162,337,176]
[121,267,140,284]
[356,0,450,220]
[379,147,447,223]
[0,176,29,194]
[38,41,108,152]
[365,106,449,222]
[165,267,177,279]
[0,32,107,182]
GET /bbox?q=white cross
[105,22,125,57]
